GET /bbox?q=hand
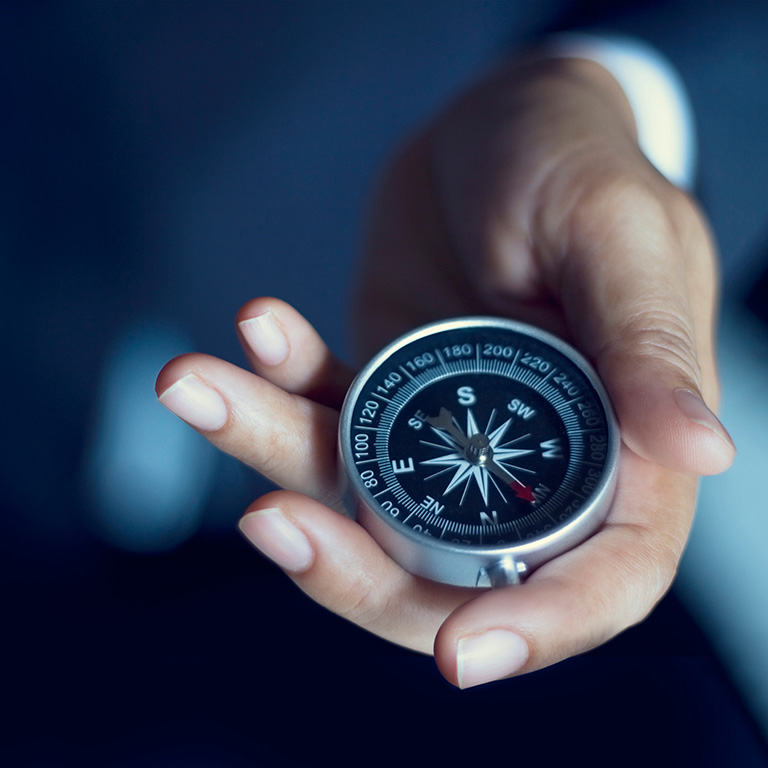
[156,52,735,688]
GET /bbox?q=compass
[338,317,619,588]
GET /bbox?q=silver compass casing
[338,317,620,588]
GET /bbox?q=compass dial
[339,317,619,587]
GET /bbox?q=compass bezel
[338,317,620,587]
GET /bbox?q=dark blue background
[3,2,768,765]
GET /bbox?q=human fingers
[235,297,355,410]
[155,353,340,508]
[352,131,501,363]
[548,180,735,477]
[431,57,734,476]
[238,490,476,654]
[433,446,696,688]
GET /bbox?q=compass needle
[340,317,619,587]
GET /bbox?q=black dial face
[342,320,615,550]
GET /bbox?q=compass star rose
[421,408,535,506]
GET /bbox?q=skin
[156,54,735,688]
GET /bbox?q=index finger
[434,445,697,688]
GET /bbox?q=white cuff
[543,33,697,190]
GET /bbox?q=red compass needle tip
[511,481,535,503]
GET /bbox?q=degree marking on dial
[540,366,557,383]
[574,459,603,468]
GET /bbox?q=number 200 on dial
[338,317,620,588]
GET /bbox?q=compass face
[339,317,619,586]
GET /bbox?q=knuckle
[330,569,391,629]
[549,522,684,654]
[602,522,682,626]
[544,159,655,236]
[584,171,659,216]
[235,415,287,479]
[602,301,702,386]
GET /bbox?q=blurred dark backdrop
[2,2,768,765]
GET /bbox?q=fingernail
[238,508,314,573]
[456,629,529,689]
[158,373,228,432]
[674,388,736,453]
[238,310,289,366]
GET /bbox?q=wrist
[538,34,696,189]
[496,53,645,175]
[532,54,640,145]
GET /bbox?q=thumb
[556,184,735,476]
